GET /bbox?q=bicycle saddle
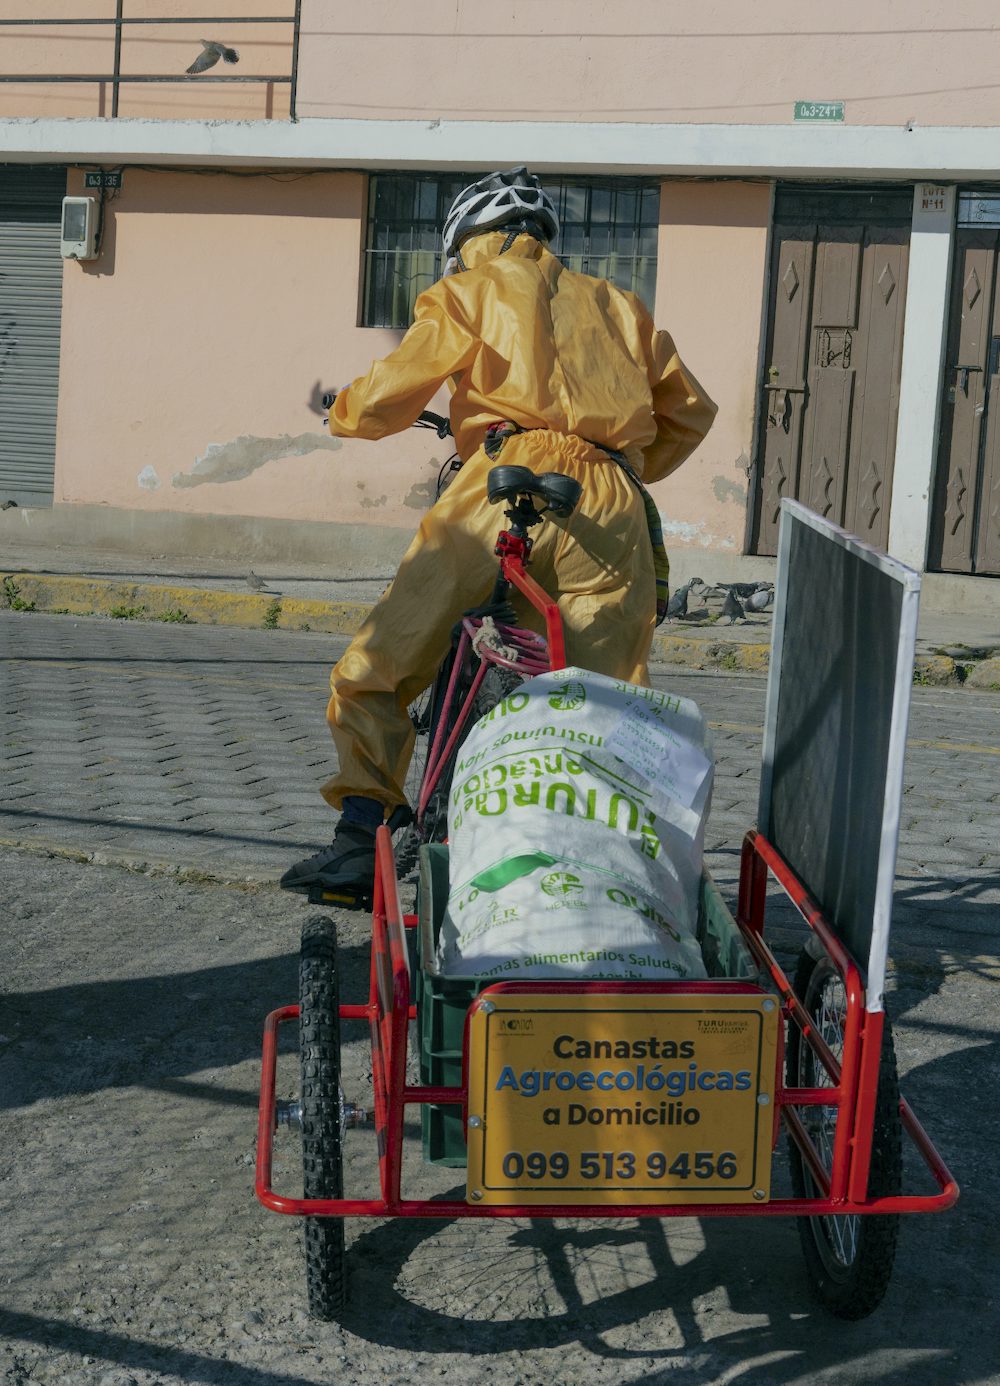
[487,466,582,518]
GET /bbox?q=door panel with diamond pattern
[930,230,1000,574]
[752,190,911,556]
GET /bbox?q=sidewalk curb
[5,571,995,687]
[0,835,278,890]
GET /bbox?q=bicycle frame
[415,514,566,827]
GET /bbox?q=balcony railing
[0,4,302,120]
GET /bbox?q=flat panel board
[759,501,920,1011]
[465,991,779,1207]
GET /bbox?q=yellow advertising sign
[466,991,779,1206]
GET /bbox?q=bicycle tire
[786,949,902,1319]
[299,915,347,1320]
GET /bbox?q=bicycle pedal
[306,883,373,911]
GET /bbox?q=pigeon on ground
[719,588,746,624]
[665,581,692,620]
[1,499,16,510]
[186,40,240,75]
[719,581,763,599]
[247,570,267,592]
[746,584,774,612]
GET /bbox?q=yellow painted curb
[651,633,771,672]
[5,573,370,634]
[7,573,998,687]
[6,570,779,674]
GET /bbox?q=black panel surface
[765,522,903,966]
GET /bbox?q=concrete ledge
[7,569,995,687]
[0,503,412,573]
[4,570,774,670]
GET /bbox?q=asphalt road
[2,612,999,1386]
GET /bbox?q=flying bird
[186,40,240,75]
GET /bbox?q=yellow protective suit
[322,232,716,812]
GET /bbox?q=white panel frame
[759,499,921,1012]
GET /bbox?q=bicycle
[257,415,956,1325]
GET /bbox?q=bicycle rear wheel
[786,950,902,1319]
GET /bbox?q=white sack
[437,667,713,981]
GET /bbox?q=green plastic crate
[415,843,758,1166]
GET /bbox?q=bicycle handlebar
[413,410,452,439]
[321,389,452,439]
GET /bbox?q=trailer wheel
[786,950,902,1319]
[299,915,347,1319]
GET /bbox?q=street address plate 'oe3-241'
[465,992,780,1206]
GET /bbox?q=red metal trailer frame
[256,827,958,1222]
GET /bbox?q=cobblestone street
[2,610,999,1385]
[6,611,998,894]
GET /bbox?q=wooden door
[930,229,1000,574]
[752,190,911,555]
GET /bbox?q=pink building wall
[297,1,1000,128]
[652,183,771,556]
[54,169,458,531]
[5,2,1000,128]
[52,168,767,559]
[0,0,293,120]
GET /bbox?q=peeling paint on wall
[404,477,438,509]
[137,465,160,491]
[171,432,341,489]
[711,475,747,504]
[660,515,736,549]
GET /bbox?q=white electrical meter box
[61,196,99,260]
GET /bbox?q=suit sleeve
[635,303,718,485]
[328,286,476,440]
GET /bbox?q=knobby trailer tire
[786,950,903,1320]
[299,915,347,1319]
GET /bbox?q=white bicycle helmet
[442,166,559,262]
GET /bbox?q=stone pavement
[3,610,999,1386]
[3,611,999,905]
[3,543,999,685]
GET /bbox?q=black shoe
[279,821,377,905]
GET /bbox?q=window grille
[362,173,660,329]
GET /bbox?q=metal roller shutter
[0,166,67,507]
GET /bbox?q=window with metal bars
[362,173,660,329]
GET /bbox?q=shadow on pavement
[0,1307,321,1386]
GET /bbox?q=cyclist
[281,167,716,897]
